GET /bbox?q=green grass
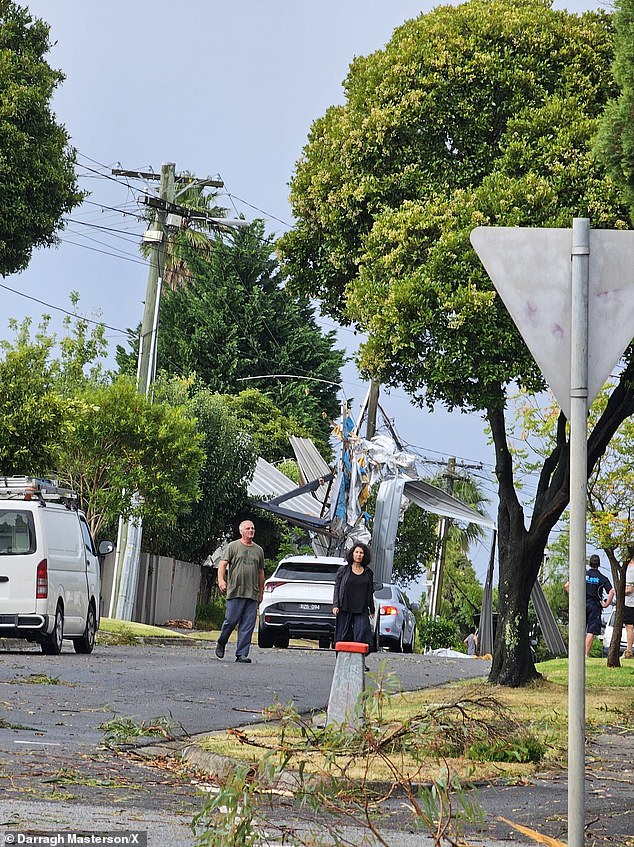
[99,618,193,638]
[537,657,634,687]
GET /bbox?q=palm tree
[140,172,228,290]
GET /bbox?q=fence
[101,552,204,626]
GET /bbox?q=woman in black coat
[332,542,375,649]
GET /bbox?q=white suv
[258,555,379,650]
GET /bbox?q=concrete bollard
[326,641,369,729]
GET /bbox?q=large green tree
[147,378,256,563]
[0,1,83,275]
[595,0,634,220]
[0,318,72,474]
[57,377,205,541]
[279,0,630,686]
[149,221,345,450]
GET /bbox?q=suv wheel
[318,636,331,649]
[258,625,274,648]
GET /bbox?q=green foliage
[220,388,315,464]
[467,733,546,763]
[195,598,226,631]
[147,378,256,562]
[0,1,84,275]
[99,716,174,745]
[594,0,634,220]
[120,221,344,454]
[439,548,484,635]
[0,318,74,474]
[416,611,461,651]
[57,376,205,541]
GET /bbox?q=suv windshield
[275,561,342,581]
[0,509,36,555]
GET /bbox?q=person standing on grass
[566,554,614,658]
[333,543,376,650]
[215,519,265,664]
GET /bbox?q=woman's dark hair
[345,542,372,566]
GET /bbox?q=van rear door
[0,508,38,614]
[40,507,86,631]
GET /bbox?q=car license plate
[300,603,320,610]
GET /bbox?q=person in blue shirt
[567,554,614,657]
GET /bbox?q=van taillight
[36,559,48,598]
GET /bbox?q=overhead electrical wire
[0,282,127,334]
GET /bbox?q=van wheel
[41,604,64,655]
[73,604,96,654]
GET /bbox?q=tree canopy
[279,0,630,685]
[0,318,73,474]
[58,377,205,541]
[149,221,345,453]
[594,0,634,220]
[146,379,256,563]
[0,1,83,275]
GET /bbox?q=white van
[0,477,113,654]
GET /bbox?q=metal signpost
[471,220,634,847]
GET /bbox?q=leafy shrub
[195,598,226,630]
[416,611,461,651]
[467,733,546,763]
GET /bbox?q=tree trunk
[606,551,626,669]
[486,362,634,686]
[490,539,542,685]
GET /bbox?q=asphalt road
[0,639,492,846]
[3,641,630,847]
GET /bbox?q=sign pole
[568,217,590,847]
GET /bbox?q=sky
[6,0,604,582]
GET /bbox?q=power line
[0,282,127,333]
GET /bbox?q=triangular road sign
[470,227,634,419]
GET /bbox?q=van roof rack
[0,476,76,504]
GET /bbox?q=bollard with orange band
[326,640,368,728]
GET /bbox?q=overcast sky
[7,0,604,576]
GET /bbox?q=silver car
[375,584,417,653]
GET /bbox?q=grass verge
[194,659,634,785]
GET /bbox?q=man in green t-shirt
[215,519,265,663]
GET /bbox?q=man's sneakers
[215,643,252,663]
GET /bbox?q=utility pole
[107,163,247,620]
[428,457,455,617]
[108,163,176,620]
[137,162,175,395]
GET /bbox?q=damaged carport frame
[248,436,566,660]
